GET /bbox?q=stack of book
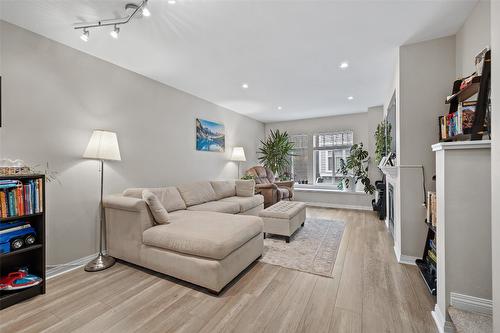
[440,101,477,140]
[426,191,437,228]
[427,237,437,274]
[0,179,43,218]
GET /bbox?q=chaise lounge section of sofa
[103,180,264,293]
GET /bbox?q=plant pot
[355,181,364,193]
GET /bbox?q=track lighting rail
[73,0,148,31]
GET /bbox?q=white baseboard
[432,304,455,333]
[304,202,373,211]
[450,292,493,316]
[399,254,419,265]
[46,253,98,279]
[393,245,418,265]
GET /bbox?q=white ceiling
[1,0,477,123]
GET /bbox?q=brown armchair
[245,166,294,207]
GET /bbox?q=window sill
[294,185,368,195]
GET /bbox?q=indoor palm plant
[257,129,295,179]
[337,142,375,194]
[375,120,392,164]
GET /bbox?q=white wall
[0,21,265,265]
[265,106,383,209]
[491,1,499,331]
[456,0,491,78]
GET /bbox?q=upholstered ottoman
[259,201,306,242]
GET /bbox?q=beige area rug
[260,218,345,278]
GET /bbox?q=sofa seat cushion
[187,201,240,214]
[142,212,263,260]
[219,195,264,213]
[177,181,217,206]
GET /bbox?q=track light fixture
[110,25,120,39]
[80,29,89,42]
[73,0,149,40]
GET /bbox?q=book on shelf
[461,101,476,134]
[426,191,437,227]
[428,249,437,264]
[429,239,436,251]
[0,179,43,219]
[439,101,478,140]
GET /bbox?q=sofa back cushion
[123,187,186,212]
[177,181,217,206]
[210,180,236,200]
[246,166,275,184]
[235,180,256,197]
[142,190,169,224]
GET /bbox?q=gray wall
[399,35,456,193]
[492,1,499,331]
[265,106,383,209]
[0,21,265,265]
[455,0,491,78]
[385,36,457,261]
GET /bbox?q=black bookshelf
[0,174,46,310]
[416,220,437,296]
[440,50,491,142]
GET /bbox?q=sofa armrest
[104,195,155,263]
[275,181,294,188]
[103,194,147,212]
[255,183,278,190]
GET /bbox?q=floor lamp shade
[83,130,121,161]
[230,147,246,162]
[231,147,246,179]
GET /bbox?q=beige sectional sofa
[103,180,264,293]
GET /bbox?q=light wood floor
[0,208,437,333]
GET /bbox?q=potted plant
[337,143,375,194]
[257,129,295,180]
[374,120,392,164]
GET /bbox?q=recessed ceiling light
[347,96,354,100]
[339,62,349,69]
[110,25,120,39]
[241,83,249,89]
[80,29,89,42]
[168,0,176,3]
[277,106,283,111]
[142,7,151,17]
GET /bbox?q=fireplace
[388,183,394,237]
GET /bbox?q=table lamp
[231,147,246,179]
[83,130,121,272]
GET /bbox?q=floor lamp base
[84,253,116,272]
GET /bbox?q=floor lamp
[231,147,246,179]
[83,130,121,272]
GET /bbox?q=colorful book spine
[0,191,7,218]
[0,178,43,219]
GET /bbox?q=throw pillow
[142,190,169,224]
[235,180,255,197]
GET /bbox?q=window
[286,131,353,186]
[313,131,353,185]
[289,134,309,183]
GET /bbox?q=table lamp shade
[83,130,121,161]
[231,147,246,162]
